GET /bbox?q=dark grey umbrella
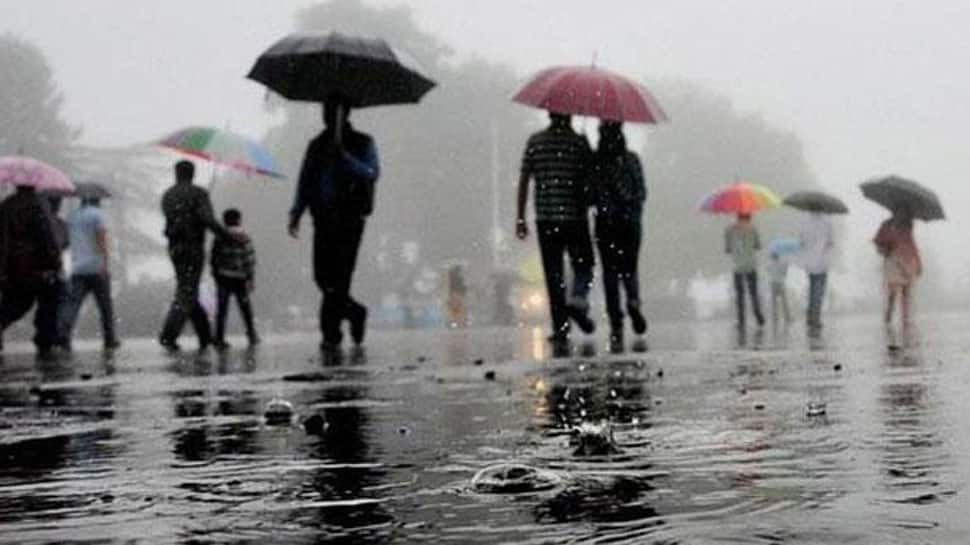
[246,32,436,107]
[860,175,944,221]
[72,182,112,200]
[783,191,849,214]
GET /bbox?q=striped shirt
[520,126,592,222]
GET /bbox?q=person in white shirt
[797,212,834,328]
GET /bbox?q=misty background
[2,0,968,336]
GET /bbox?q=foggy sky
[5,0,970,290]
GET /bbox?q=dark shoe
[627,303,647,335]
[608,330,624,354]
[350,307,367,346]
[566,304,595,335]
[103,339,121,351]
[213,339,231,351]
[159,338,181,352]
[247,333,261,346]
[631,338,648,353]
[548,333,571,358]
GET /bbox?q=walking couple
[517,112,647,354]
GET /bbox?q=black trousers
[59,273,117,345]
[733,271,765,326]
[214,276,256,341]
[536,220,595,337]
[595,219,642,329]
[312,211,367,345]
[0,276,61,350]
[159,245,212,345]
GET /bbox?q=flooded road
[1,313,969,544]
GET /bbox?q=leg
[160,246,201,344]
[885,286,897,324]
[619,222,646,335]
[537,221,569,338]
[781,287,791,323]
[733,272,746,326]
[90,274,118,346]
[233,280,258,342]
[58,276,90,347]
[0,285,36,333]
[771,286,780,325]
[747,272,765,326]
[595,222,623,332]
[565,220,596,334]
[214,279,231,344]
[33,278,61,352]
[900,284,912,325]
[313,214,344,346]
[338,217,367,345]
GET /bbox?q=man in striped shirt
[516,112,596,347]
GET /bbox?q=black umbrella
[860,175,944,221]
[246,32,436,107]
[73,182,112,200]
[783,191,848,214]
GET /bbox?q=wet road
[1,313,969,544]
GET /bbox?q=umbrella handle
[334,103,344,147]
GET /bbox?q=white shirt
[797,213,833,274]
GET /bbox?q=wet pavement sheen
[1,313,969,544]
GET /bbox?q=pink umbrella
[513,65,668,124]
[0,156,74,192]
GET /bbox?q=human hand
[247,279,254,293]
[515,219,529,240]
[288,220,300,239]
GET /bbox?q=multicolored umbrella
[699,182,782,215]
[0,156,74,192]
[513,65,668,124]
[157,127,285,179]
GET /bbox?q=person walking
[58,194,120,351]
[798,211,834,329]
[0,185,64,357]
[211,208,259,349]
[590,121,647,353]
[516,112,596,350]
[767,250,792,325]
[874,206,921,326]
[725,213,766,328]
[158,160,230,351]
[289,99,379,352]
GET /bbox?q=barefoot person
[874,206,921,326]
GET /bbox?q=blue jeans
[807,273,827,327]
[733,271,765,327]
[59,273,117,345]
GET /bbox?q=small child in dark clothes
[211,208,258,348]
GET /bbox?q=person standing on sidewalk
[516,112,596,351]
[211,208,259,349]
[725,213,766,328]
[798,211,834,329]
[58,194,120,351]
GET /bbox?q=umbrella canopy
[73,182,112,200]
[860,175,944,221]
[157,127,285,179]
[0,156,74,192]
[247,32,436,107]
[768,237,801,257]
[783,191,849,214]
[699,182,782,215]
[513,65,668,124]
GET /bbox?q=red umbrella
[513,65,668,124]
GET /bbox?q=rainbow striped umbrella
[699,182,782,215]
[157,127,284,179]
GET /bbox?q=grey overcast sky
[5,0,970,281]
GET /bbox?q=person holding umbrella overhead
[700,182,781,329]
[863,175,943,327]
[248,32,434,354]
[784,191,846,330]
[289,97,379,352]
[0,156,74,356]
[58,183,120,352]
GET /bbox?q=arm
[96,227,109,273]
[199,191,230,238]
[516,142,532,239]
[630,154,647,203]
[724,227,733,254]
[753,227,761,251]
[289,140,319,237]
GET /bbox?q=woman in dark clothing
[591,121,648,352]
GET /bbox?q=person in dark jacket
[516,112,596,352]
[591,121,648,353]
[211,208,258,349]
[158,160,230,351]
[289,99,379,352]
[0,185,64,356]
